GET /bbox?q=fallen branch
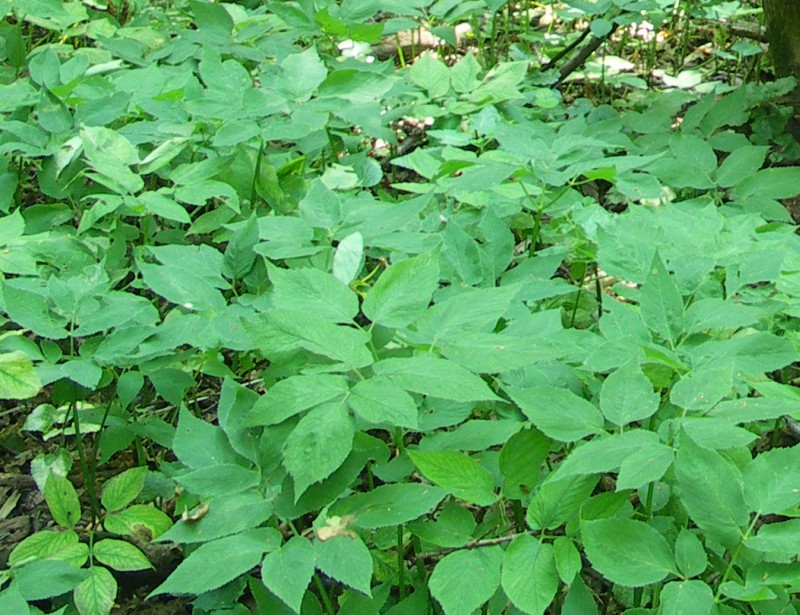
[555,22,620,86]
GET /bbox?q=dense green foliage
[1,0,800,614]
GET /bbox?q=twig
[414,529,542,561]
[784,415,800,440]
[555,22,620,86]
[699,21,767,43]
[543,28,591,70]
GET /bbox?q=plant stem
[313,573,335,615]
[397,525,406,598]
[713,515,760,602]
[511,499,526,533]
[411,535,428,582]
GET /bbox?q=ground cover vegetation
[1,0,800,613]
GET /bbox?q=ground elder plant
[1,0,800,614]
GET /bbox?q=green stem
[250,139,264,207]
[411,535,427,582]
[394,427,406,454]
[713,515,760,602]
[641,413,659,519]
[569,288,581,327]
[68,327,99,523]
[313,574,335,615]
[71,396,99,523]
[633,586,643,608]
[397,525,406,598]
[594,263,603,322]
[511,499,525,533]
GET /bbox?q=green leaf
[251,311,374,369]
[678,417,756,450]
[362,252,439,329]
[138,139,190,175]
[684,298,762,334]
[501,536,558,615]
[80,126,143,195]
[0,585,29,615]
[549,431,659,480]
[615,171,665,201]
[723,331,798,374]
[466,61,528,104]
[442,217,483,286]
[348,378,419,429]
[314,535,373,596]
[44,473,81,528]
[92,539,152,572]
[581,517,676,587]
[698,87,748,134]
[159,494,277,545]
[562,576,598,615]
[639,252,684,345]
[553,537,582,585]
[318,69,398,103]
[734,167,800,200]
[190,0,233,34]
[499,427,550,499]
[408,449,496,506]
[421,420,521,453]
[438,331,557,373]
[149,530,270,597]
[670,362,734,412]
[261,537,316,613]
[674,434,748,547]
[408,501,475,548]
[137,191,191,224]
[743,444,800,514]
[331,483,447,528]
[373,355,500,402]
[73,566,117,615]
[116,371,143,410]
[2,280,68,339]
[223,214,259,280]
[101,467,148,513]
[506,385,605,442]
[672,134,717,186]
[715,146,768,188]
[616,444,674,490]
[745,519,800,553]
[413,284,521,342]
[138,261,226,312]
[269,265,359,323]
[333,231,364,285]
[13,559,88,601]
[450,52,482,93]
[599,362,659,426]
[526,475,598,531]
[674,529,708,578]
[246,374,348,427]
[176,463,261,497]
[9,529,88,568]
[659,580,714,615]
[0,351,42,399]
[173,406,239,470]
[429,546,502,615]
[590,17,613,36]
[409,53,451,98]
[279,48,327,102]
[104,504,172,540]
[283,402,355,499]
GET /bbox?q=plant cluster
[1,1,800,614]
